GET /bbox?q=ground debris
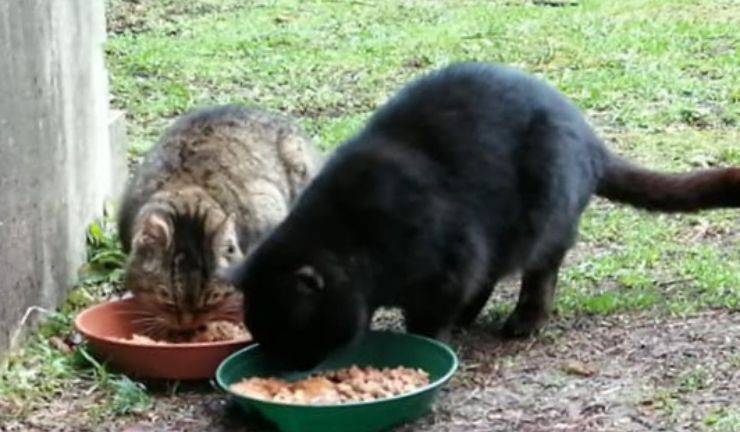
[5,311,739,432]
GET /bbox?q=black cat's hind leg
[405,274,485,343]
[501,249,566,338]
[453,278,499,328]
[405,228,490,342]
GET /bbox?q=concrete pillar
[0,0,124,356]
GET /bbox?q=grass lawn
[1,0,738,430]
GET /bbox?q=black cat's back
[367,63,594,148]
[346,63,605,269]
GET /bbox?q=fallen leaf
[121,425,157,432]
[561,360,598,377]
[49,336,72,354]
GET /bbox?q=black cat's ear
[295,265,325,293]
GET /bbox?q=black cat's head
[224,233,371,370]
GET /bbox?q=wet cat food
[119,320,250,344]
[190,320,251,342]
[230,365,430,404]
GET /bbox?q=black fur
[227,63,739,369]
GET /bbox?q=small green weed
[81,215,126,286]
[76,346,152,415]
[704,408,740,432]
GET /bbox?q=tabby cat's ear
[133,212,171,250]
[218,213,239,241]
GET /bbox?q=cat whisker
[145,322,170,339]
[131,315,170,337]
[135,324,159,338]
[130,313,163,321]
[114,311,160,319]
[130,317,162,325]
[113,310,152,316]
[218,302,243,312]
[140,323,158,333]
[216,310,242,318]
[211,310,244,322]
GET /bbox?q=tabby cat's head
[125,206,244,336]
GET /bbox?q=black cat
[226,63,739,369]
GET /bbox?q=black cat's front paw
[407,321,453,344]
[431,327,453,344]
[500,309,548,339]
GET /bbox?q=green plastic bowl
[216,331,458,432]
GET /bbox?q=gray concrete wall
[0,1,124,355]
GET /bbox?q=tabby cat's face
[125,210,245,336]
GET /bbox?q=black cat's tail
[596,153,740,212]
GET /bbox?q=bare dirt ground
[7,309,737,432]
[406,310,739,432]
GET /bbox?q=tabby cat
[118,105,321,338]
[225,63,739,369]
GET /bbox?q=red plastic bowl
[74,298,252,380]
